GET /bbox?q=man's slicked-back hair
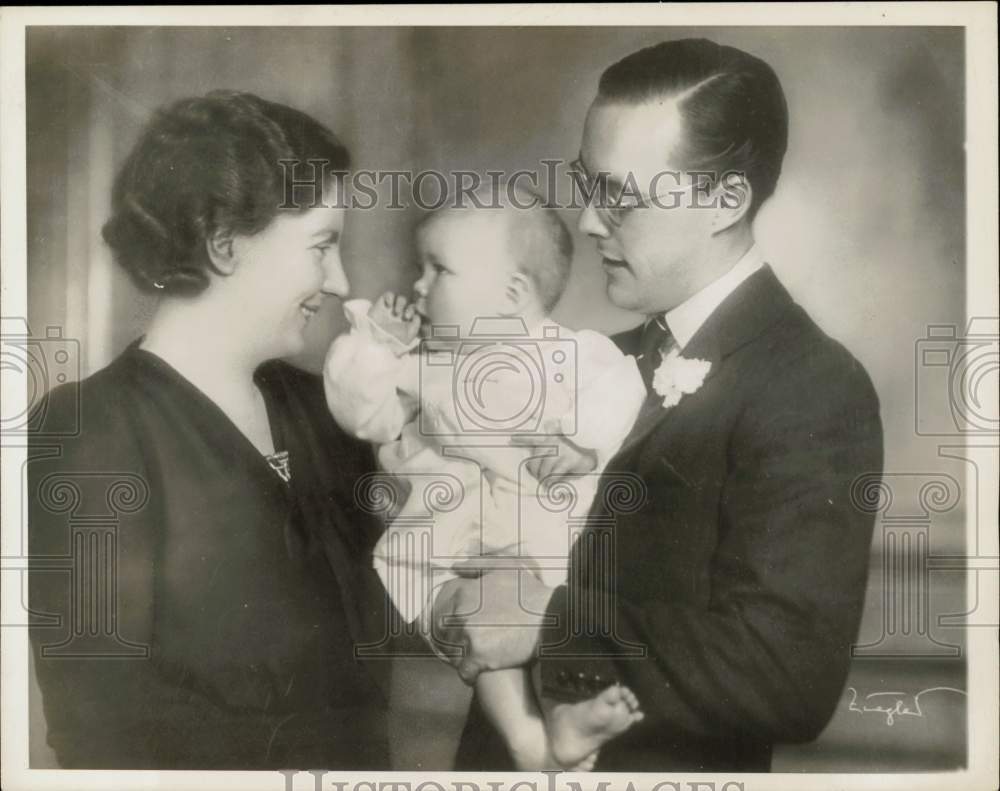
[598,38,788,220]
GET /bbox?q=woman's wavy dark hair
[102,90,350,296]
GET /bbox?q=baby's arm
[555,329,646,466]
[518,330,644,483]
[323,294,421,444]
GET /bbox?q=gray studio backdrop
[25,26,967,771]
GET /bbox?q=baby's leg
[476,668,553,770]
[532,663,644,768]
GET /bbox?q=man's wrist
[537,583,628,702]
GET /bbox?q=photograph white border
[2,4,997,791]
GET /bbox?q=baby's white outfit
[324,300,646,623]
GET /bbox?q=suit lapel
[612,265,795,457]
[684,264,795,364]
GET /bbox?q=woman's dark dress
[28,342,390,769]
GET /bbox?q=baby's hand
[510,432,599,485]
[368,291,421,347]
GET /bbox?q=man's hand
[368,291,421,347]
[510,432,599,485]
[430,569,557,685]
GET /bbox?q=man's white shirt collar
[660,245,765,350]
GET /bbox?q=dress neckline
[125,341,290,485]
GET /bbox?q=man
[434,38,884,771]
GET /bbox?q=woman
[28,91,390,769]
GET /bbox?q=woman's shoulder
[28,348,154,552]
[32,345,149,458]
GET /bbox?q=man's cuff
[537,584,625,702]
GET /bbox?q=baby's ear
[205,228,237,276]
[505,271,534,310]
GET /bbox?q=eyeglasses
[569,158,701,228]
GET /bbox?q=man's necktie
[637,316,674,391]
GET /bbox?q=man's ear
[205,228,237,276]
[503,271,535,313]
[711,172,753,234]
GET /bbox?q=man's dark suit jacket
[456,264,884,771]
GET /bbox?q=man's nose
[321,251,350,298]
[578,203,610,238]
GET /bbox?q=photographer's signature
[846,686,966,726]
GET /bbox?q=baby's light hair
[416,178,573,312]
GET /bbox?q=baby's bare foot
[567,750,599,772]
[505,734,553,772]
[547,683,644,768]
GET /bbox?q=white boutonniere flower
[651,347,712,409]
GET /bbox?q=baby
[324,186,646,769]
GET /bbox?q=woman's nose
[578,203,610,238]
[321,250,350,298]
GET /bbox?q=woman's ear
[205,228,237,276]
[711,172,753,234]
[503,271,534,313]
